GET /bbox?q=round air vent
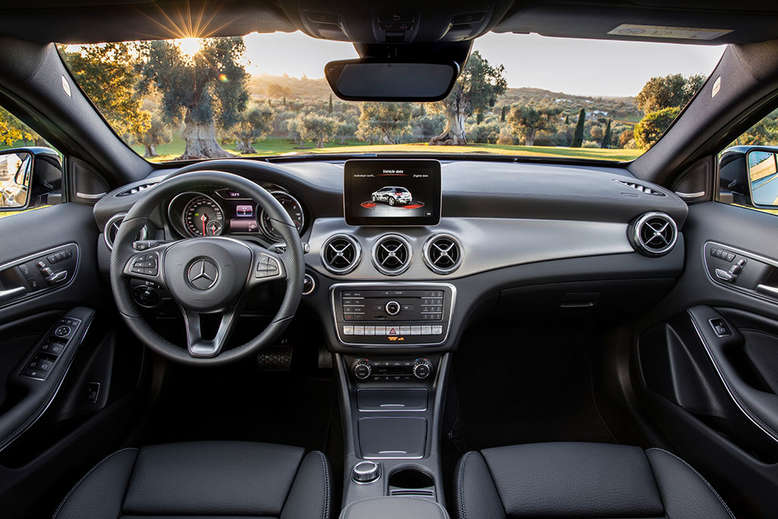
[423,234,462,274]
[629,212,678,257]
[103,213,147,250]
[372,234,412,276]
[322,234,361,274]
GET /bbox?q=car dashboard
[93,158,688,354]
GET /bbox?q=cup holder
[388,468,436,499]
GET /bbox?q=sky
[242,31,725,98]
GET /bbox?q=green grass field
[132,137,642,163]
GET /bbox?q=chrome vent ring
[322,234,361,274]
[372,234,412,276]
[423,234,463,274]
[104,213,148,251]
[630,212,678,257]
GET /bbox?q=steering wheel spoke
[121,243,170,288]
[182,307,239,358]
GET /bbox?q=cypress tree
[328,94,333,113]
[572,108,585,147]
[500,105,507,122]
[601,119,612,148]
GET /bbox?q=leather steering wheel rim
[109,170,304,366]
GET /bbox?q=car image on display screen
[371,186,413,206]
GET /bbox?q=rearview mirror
[747,149,778,208]
[325,59,458,101]
[0,150,33,210]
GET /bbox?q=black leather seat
[54,441,331,519]
[455,442,734,519]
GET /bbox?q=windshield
[57,32,724,163]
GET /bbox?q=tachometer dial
[260,191,304,239]
[183,195,225,237]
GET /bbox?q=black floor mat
[140,362,336,452]
[451,323,617,451]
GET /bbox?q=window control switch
[709,318,731,337]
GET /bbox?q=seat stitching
[52,447,139,519]
[646,448,736,519]
[316,451,331,519]
[642,449,669,519]
[119,444,142,514]
[456,451,472,519]
[279,450,305,517]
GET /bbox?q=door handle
[755,284,778,298]
[0,286,26,303]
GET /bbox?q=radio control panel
[331,284,454,346]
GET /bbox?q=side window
[0,106,63,219]
[718,107,778,214]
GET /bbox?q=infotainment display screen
[344,159,441,226]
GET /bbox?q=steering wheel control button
[186,257,219,290]
[352,461,380,484]
[131,252,159,276]
[255,254,280,279]
[385,300,401,316]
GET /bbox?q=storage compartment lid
[358,416,427,459]
[339,496,448,519]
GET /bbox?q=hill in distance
[248,74,641,122]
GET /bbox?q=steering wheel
[109,170,304,365]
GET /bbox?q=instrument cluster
[166,185,305,240]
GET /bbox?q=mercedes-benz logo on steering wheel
[186,257,219,290]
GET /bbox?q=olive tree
[429,51,506,145]
[137,38,249,159]
[232,106,274,154]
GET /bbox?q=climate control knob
[385,300,401,316]
[413,358,434,380]
[352,359,372,381]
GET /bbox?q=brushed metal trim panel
[306,217,633,280]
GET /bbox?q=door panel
[635,200,778,516]
[0,202,143,517]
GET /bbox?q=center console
[331,160,452,515]
[335,350,449,510]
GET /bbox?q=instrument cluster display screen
[344,159,441,226]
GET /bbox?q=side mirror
[747,149,778,208]
[0,150,33,211]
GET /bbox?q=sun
[177,37,203,58]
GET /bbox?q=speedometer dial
[183,195,225,237]
[260,191,304,239]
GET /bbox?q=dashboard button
[385,300,401,316]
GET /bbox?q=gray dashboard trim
[307,217,635,280]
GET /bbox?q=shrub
[468,122,500,144]
[496,127,514,145]
[634,107,681,149]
